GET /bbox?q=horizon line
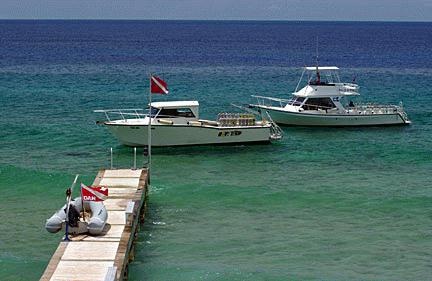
[0,18,431,23]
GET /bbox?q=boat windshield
[301,97,336,110]
[308,70,340,85]
[148,107,160,117]
[290,97,305,106]
[157,107,196,118]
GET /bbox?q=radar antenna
[315,36,320,84]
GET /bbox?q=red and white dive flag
[150,75,169,94]
[81,183,108,202]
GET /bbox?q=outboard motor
[66,205,81,227]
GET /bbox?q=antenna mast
[315,36,320,84]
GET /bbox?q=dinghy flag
[81,183,108,202]
[150,75,169,94]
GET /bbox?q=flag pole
[64,174,79,241]
[148,74,152,185]
[80,184,86,222]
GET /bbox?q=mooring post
[110,147,113,169]
[143,146,148,168]
[133,147,137,170]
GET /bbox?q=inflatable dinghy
[45,196,108,235]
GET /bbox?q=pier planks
[40,168,148,281]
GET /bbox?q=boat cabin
[284,66,360,112]
[150,101,199,120]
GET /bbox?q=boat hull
[264,107,410,126]
[105,124,273,147]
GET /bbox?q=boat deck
[40,168,148,281]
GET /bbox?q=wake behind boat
[250,66,411,126]
[95,101,282,147]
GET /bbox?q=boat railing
[221,104,283,140]
[337,83,360,95]
[94,109,146,122]
[340,82,359,89]
[217,113,256,127]
[264,111,283,141]
[251,95,293,108]
[396,102,410,121]
[348,103,401,114]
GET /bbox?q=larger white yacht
[95,101,282,147]
[250,66,411,126]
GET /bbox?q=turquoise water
[1,21,432,280]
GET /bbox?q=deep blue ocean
[0,20,431,280]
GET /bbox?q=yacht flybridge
[250,66,411,126]
[95,101,282,147]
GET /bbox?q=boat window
[302,98,336,110]
[158,107,196,118]
[308,70,337,85]
[149,107,160,117]
[292,97,305,106]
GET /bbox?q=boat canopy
[149,101,200,119]
[293,84,360,98]
[305,66,339,71]
[150,101,199,109]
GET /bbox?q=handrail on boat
[251,95,405,116]
[94,108,145,122]
[94,108,144,113]
[251,95,294,109]
[351,103,399,110]
[231,102,283,140]
[251,95,293,103]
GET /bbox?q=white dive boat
[95,101,282,147]
[250,66,411,126]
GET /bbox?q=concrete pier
[40,168,148,281]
